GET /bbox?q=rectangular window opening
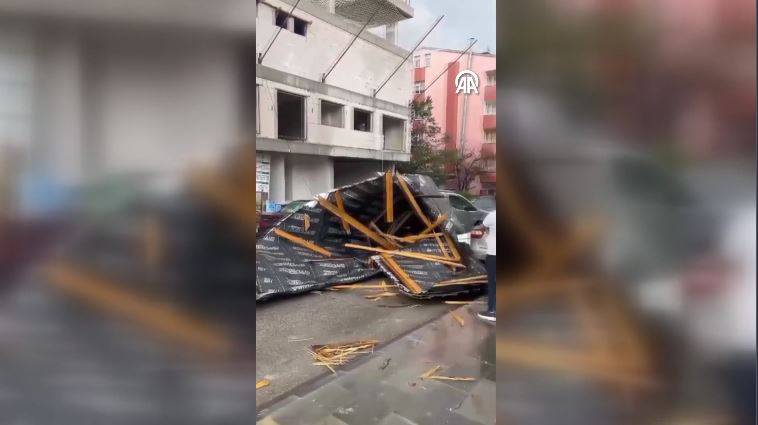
[275,10,289,29]
[383,115,405,151]
[414,81,425,94]
[487,71,496,85]
[277,91,306,140]
[353,108,372,132]
[485,101,496,115]
[293,17,308,36]
[320,100,344,128]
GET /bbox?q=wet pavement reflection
[257,304,496,425]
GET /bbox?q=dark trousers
[486,255,496,314]
[717,356,756,425]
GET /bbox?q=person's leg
[486,254,496,314]
[477,255,497,323]
[720,356,756,425]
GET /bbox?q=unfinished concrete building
[256,0,414,205]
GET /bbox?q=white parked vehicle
[457,223,489,262]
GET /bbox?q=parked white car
[457,223,488,262]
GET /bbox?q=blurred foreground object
[495,156,656,393]
[499,0,755,422]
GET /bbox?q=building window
[277,91,306,140]
[353,108,372,132]
[293,16,308,36]
[414,81,425,94]
[485,101,496,115]
[275,10,308,36]
[486,70,496,85]
[383,115,405,151]
[484,130,495,143]
[448,194,478,212]
[424,53,431,68]
[275,10,289,29]
[413,55,421,68]
[320,100,344,128]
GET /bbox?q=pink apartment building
[411,47,497,195]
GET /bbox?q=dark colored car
[257,200,308,236]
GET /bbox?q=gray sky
[396,0,496,53]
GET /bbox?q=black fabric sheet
[255,174,486,302]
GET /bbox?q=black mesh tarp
[256,173,487,302]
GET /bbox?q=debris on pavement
[419,365,476,382]
[256,379,270,390]
[444,300,486,305]
[379,357,392,370]
[420,365,442,379]
[451,312,465,327]
[256,171,487,302]
[364,292,398,300]
[310,340,379,373]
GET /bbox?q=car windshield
[447,194,476,211]
[472,197,495,211]
[281,200,306,214]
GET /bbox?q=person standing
[477,210,497,323]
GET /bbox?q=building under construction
[256,0,415,207]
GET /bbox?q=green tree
[397,97,449,184]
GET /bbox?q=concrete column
[269,152,286,203]
[285,154,333,201]
[385,23,397,45]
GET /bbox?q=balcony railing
[481,142,496,159]
[479,171,496,184]
[484,85,496,101]
[482,115,496,130]
[414,67,425,81]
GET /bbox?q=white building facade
[255,0,413,204]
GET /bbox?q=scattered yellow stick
[420,365,442,378]
[425,375,477,382]
[365,292,398,300]
[438,275,488,284]
[419,365,477,382]
[256,379,270,390]
[451,312,465,327]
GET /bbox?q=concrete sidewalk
[257,304,495,425]
[255,278,483,408]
